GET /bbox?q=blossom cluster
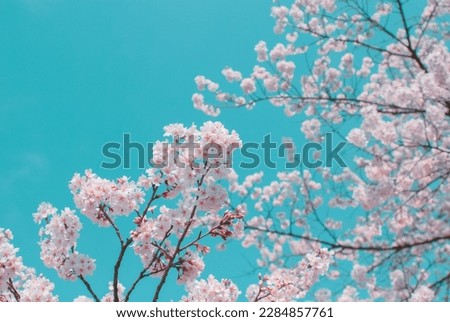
[34,205,96,280]
[0,229,22,292]
[70,171,145,226]
[0,229,57,302]
[182,275,241,302]
[246,249,333,301]
[192,0,450,301]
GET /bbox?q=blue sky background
[0,0,307,301]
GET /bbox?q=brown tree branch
[112,238,133,302]
[152,202,199,302]
[124,227,173,302]
[246,225,450,252]
[78,275,100,302]
[7,279,20,302]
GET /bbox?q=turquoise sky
[0,0,307,301]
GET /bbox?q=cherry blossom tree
[2,0,449,303]
[194,0,450,301]
[0,121,332,302]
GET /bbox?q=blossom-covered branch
[194,0,450,301]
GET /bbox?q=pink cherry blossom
[182,275,241,302]
[0,229,57,302]
[222,67,242,82]
[246,249,333,301]
[347,128,368,148]
[240,78,256,94]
